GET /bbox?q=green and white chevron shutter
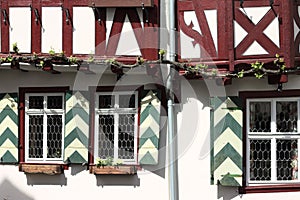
[138,90,161,165]
[210,97,243,186]
[64,91,89,164]
[0,93,18,163]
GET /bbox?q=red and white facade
[1,0,300,200]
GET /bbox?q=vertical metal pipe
[167,0,179,199]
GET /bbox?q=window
[25,93,64,163]
[247,98,299,184]
[94,91,138,164]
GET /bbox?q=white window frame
[94,91,138,165]
[24,93,65,163]
[246,97,300,185]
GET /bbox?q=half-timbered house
[1,0,300,199]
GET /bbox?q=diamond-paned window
[95,91,138,164]
[247,98,300,184]
[25,93,64,162]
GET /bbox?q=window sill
[19,163,68,175]
[239,184,300,194]
[89,165,137,175]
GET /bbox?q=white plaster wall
[9,7,31,53]
[176,76,300,200]
[42,7,62,53]
[1,72,300,200]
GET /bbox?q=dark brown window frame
[239,90,300,194]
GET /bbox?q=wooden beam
[88,0,153,7]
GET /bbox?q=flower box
[90,165,137,175]
[52,64,78,72]
[19,164,64,175]
[19,63,42,71]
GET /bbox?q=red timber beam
[1,0,9,53]
[279,0,294,69]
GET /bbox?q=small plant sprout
[68,56,78,65]
[113,159,123,166]
[237,69,244,78]
[159,49,166,60]
[136,56,144,65]
[39,60,44,68]
[49,47,55,56]
[12,42,19,54]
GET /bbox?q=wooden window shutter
[64,91,89,164]
[210,97,243,186]
[138,90,161,165]
[0,93,18,163]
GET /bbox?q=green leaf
[237,69,244,78]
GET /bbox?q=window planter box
[19,63,43,71]
[19,164,64,175]
[90,165,137,175]
[52,64,78,72]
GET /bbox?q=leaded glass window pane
[29,115,44,158]
[250,139,271,181]
[277,140,298,180]
[119,94,135,108]
[249,102,271,132]
[276,101,297,132]
[47,115,63,158]
[29,96,44,109]
[98,115,114,159]
[118,114,135,159]
[99,95,114,108]
[47,96,63,109]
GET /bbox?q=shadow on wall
[70,165,87,175]
[217,185,240,200]
[95,175,140,187]
[0,179,35,200]
[26,173,67,186]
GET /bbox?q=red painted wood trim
[1,0,9,53]
[7,0,32,7]
[192,0,217,58]
[216,0,227,60]
[31,0,41,53]
[105,8,126,56]
[142,0,160,60]
[88,87,95,165]
[293,1,300,58]
[18,88,25,163]
[88,0,153,7]
[240,89,300,99]
[234,7,280,58]
[281,0,294,68]
[126,8,144,55]
[41,0,62,7]
[239,184,300,194]
[226,0,235,72]
[62,1,73,56]
[234,0,280,7]
[95,8,106,56]
[71,0,90,6]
